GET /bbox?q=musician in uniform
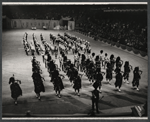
[77,53,81,71]
[95,55,101,69]
[86,49,91,59]
[73,70,82,96]
[123,61,131,84]
[103,53,109,69]
[48,60,56,77]
[30,42,35,56]
[132,67,142,91]
[106,62,113,84]
[92,84,99,113]
[67,64,77,85]
[9,74,22,105]
[25,32,28,40]
[54,46,58,59]
[59,51,64,70]
[87,61,95,84]
[53,70,64,98]
[114,69,123,92]
[74,50,80,70]
[81,54,86,72]
[99,50,104,67]
[62,56,68,73]
[115,56,123,73]
[32,71,45,100]
[91,52,95,63]
[110,54,115,70]
[93,68,104,93]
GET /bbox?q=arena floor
[2,29,148,117]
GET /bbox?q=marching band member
[103,53,109,69]
[54,46,58,59]
[30,42,35,56]
[110,54,115,70]
[115,56,123,69]
[9,74,22,105]
[32,70,45,100]
[123,61,132,84]
[93,68,104,93]
[59,51,64,70]
[67,64,77,85]
[114,69,123,92]
[81,54,86,72]
[132,67,142,91]
[91,52,95,63]
[87,61,95,84]
[53,70,64,98]
[95,55,101,69]
[91,84,100,113]
[106,62,113,84]
[73,70,82,96]
[114,56,123,74]
[62,56,68,73]
[99,50,104,67]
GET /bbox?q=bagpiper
[123,61,132,84]
[114,69,123,92]
[110,54,115,70]
[53,70,64,98]
[114,56,123,74]
[132,67,142,91]
[54,46,58,59]
[95,55,101,69]
[106,62,113,84]
[99,50,104,67]
[93,68,105,93]
[32,71,45,100]
[73,70,82,96]
[9,74,22,105]
[103,53,109,69]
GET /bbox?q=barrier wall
[11,19,75,30]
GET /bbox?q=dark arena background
[2,3,148,118]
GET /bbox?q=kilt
[106,72,112,80]
[123,72,129,79]
[132,79,139,87]
[54,77,64,91]
[10,83,22,99]
[73,76,81,89]
[115,73,123,88]
[93,81,101,89]
[115,79,122,88]
[34,80,45,93]
[73,82,81,89]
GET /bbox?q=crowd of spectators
[77,11,147,52]
[3,5,147,52]
[2,5,81,20]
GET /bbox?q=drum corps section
[9,32,142,110]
